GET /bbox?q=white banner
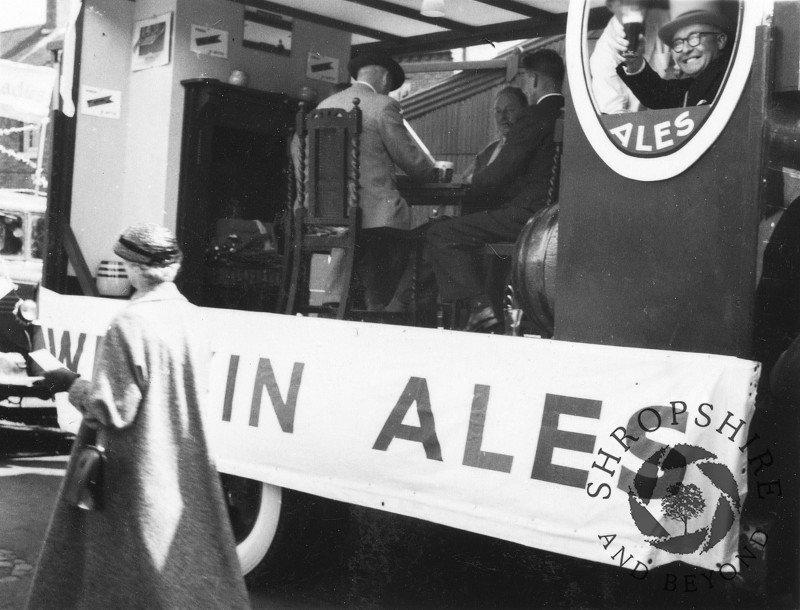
[0,59,56,123]
[38,289,759,574]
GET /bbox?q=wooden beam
[353,7,609,55]
[229,0,401,43]
[402,59,507,73]
[472,0,559,20]
[62,225,99,297]
[345,0,479,33]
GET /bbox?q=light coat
[27,282,250,610]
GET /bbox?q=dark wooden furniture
[176,79,297,310]
[284,101,362,320]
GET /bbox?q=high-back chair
[283,99,362,319]
[475,113,565,333]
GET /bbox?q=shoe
[464,305,501,332]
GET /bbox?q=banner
[38,289,759,574]
[0,59,56,124]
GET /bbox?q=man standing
[426,50,565,332]
[316,50,436,310]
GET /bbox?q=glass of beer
[434,161,454,183]
[620,4,644,55]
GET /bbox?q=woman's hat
[113,223,182,267]
[658,2,732,46]
[347,49,405,91]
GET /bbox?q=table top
[397,178,468,207]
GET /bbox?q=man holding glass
[611,2,733,109]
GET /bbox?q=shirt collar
[130,281,187,304]
[536,93,563,105]
[353,80,377,94]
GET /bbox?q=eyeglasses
[670,32,721,53]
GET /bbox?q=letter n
[249,359,304,432]
[373,377,443,461]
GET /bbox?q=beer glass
[620,4,644,55]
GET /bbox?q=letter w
[249,359,304,432]
[46,329,85,371]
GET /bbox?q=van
[0,189,46,353]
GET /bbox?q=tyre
[220,474,282,576]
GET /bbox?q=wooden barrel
[511,204,559,337]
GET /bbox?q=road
[0,452,333,610]
[0,447,789,609]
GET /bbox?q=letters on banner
[38,288,759,574]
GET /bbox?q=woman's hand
[33,368,80,394]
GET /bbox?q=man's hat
[658,1,732,46]
[347,50,405,91]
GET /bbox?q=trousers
[426,207,534,302]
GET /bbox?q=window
[0,213,24,256]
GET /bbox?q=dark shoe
[464,305,501,332]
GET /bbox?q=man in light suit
[316,50,437,310]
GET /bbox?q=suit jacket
[460,139,502,214]
[472,139,501,176]
[317,82,436,230]
[470,93,564,212]
[616,54,731,109]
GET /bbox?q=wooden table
[397,178,469,228]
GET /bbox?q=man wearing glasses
[610,3,732,109]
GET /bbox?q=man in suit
[460,86,529,214]
[426,49,565,331]
[316,50,437,310]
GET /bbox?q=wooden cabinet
[176,78,297,309]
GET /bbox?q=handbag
[63,428,106,511]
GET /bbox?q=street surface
[0,435,790,609]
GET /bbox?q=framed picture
[132,12,172,71]
[243,7,292,57]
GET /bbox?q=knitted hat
[113,223,182,267]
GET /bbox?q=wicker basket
[205,261,282,312]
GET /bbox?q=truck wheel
[220,473,282,576]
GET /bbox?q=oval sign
[566,0,760,181]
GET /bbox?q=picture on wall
[243,7,292,56]
[132,12,172,71]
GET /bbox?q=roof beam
[353,7,609,55]
[344,0,480,34]
[229,0,402,43]
[471,0,560,20]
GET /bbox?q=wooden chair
[478,114,565,330]
[283,99,362,319]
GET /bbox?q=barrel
[511,204,559,337]
[96,260,131,297]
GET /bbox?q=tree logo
[628,443,741,554]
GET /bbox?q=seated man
[461,86,529,214]
[426,50,565,331]
[611,2,733,109]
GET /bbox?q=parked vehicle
[0,189,46,355]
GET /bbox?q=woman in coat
[27,223,251,610]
